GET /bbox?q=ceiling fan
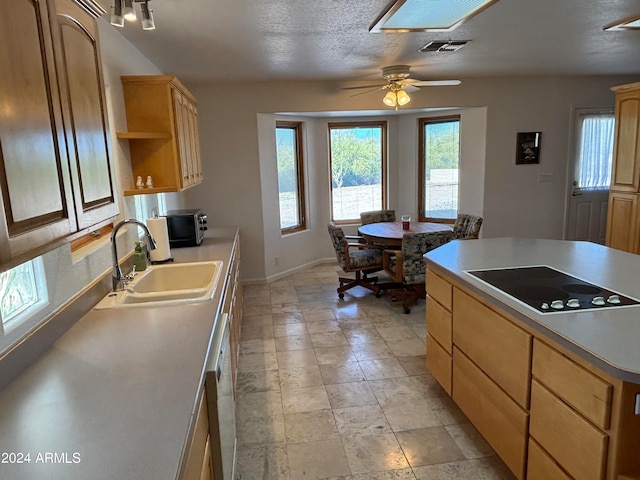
[342,65,461,109]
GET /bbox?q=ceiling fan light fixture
[383,90,397,107]
[396,89,411,105]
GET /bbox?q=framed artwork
[516,131,541,164]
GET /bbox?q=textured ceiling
[106,0,640,84]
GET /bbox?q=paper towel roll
[147,217,172,262]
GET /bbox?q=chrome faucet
[111,219,157,291]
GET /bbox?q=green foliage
[425,121,460,173]
[330,128,382,188]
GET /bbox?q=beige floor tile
[412,456,517,480]
[381,401,442,432]
[239,338,277,356]
[271,303,303,314]
[274,322,309,337]
[235,369,280,394]
[303,308,337,322]
[237,351,279,373]
[242,313,274,326]
[426,396,469,425]
[241,324,275,341]
[272,311,305,324]
[342,433,410,474]
[277,348,318,369]
[236,390,284,421]
[376,325,420,342]
[350,341,395,361]
[396,355,428,375]
[287,440,351,480]
[333,404,392,437]
[310,331,349,348]
[281,385,331,413]
[243,304,273,316]
[305,320,342,333]
[445,423,494,459]
[283,409,340,443]
[325,381,378,409]
[368,377,426,407]
[411,374,448,399]
[320,361,366,385]
[343,327,385,344]
[275,334,314,352]
[395,427,466,467]
[359,357,408,380]
[349,469,417,480]
[386,338,427,357]
[314,345,356,365]
[235,444,289,480]
[236,414,286,446]
[279,365,324,389]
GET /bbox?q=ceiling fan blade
[403,85,420,93]
[341,83,387,90]
[349,86,386,97]
[410,80,462,87]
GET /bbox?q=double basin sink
[95,261,223,310]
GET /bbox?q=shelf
[123,186,179,196]
[116,131,172,140]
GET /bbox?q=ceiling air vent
[419,40,469,53]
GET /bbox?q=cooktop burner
[466,265,640,314]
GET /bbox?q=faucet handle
[124,265,137,283]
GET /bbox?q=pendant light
[141,1,155,30]
[110,0,124,27]
[109,0,155,30]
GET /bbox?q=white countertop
[0,227,238,480]
[425,237,640,383]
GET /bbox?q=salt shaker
[136,176,144,189]
[146,176,154,188]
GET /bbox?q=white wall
[184,76,637,282]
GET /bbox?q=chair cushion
[348,248,383,269]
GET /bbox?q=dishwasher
[206,313,236,480]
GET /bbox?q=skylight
[604,14,640,31]
[370,0,500,32]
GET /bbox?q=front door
[565,108,615,244]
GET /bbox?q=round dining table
[358,221,453,247]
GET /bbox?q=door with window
[566,109,615,244]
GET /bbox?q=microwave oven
[164,209,207,248]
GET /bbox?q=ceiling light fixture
[383,86,411,110]
[109,0,155,30]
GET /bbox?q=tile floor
[235,263,517,480]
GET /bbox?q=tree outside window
[419,116,460,222]
[329,122,387,222]
[276,121,306,234]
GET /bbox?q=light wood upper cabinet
[52,0,119,230]
[0,0,116,265]
[119,76,203,195]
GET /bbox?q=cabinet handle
[635,393,640,415]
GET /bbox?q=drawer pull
[635,393,640,415]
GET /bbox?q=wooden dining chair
[327,222,385,299]
[453,214,483,239]
[360,209,396,225]
[383,230,454,313]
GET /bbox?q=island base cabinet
[452,347,528,480]
[426,334,451,395]
[183,390,214,480]
[527,439,573,480]
[529,380,607,480]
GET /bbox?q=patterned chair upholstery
[328,222,385,298]
[383,230,454,313]
[360,209,397,226]
[453,214,483,239]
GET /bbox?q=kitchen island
[424,238,640,480]
[0,226,240,480]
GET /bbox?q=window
[574,110,615,190]
[0,258,48,333]
[329,121,387,223]
[276,121,306,233]
[419,116,460,222]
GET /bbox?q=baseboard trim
[243,257,337,285]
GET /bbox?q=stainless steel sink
[94,261,223,309]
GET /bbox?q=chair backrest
[453,214,483,239]
[401,230,454,284]
[360,209,396,225]
[327,222,348,269]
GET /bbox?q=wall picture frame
[516,131,541,164]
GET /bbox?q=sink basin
[94,261,223,309]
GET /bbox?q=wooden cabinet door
[0,0,77,260]
[173,89,193,189]
[605,192,639,253]
[53,0,119,230]
[610,90,640,192]
[187,100,203,184]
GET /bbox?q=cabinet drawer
[426,334,451,395]
[533,339,612,429]
[452,348,529,480]
[530,380,607,480]
[183,390,210,480]
[527,439,573,480]
[426,269,452,310]
[426,296,452,353]
[453,289,532,408]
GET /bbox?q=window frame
[276,121,307,235]
[328,121,388,224]
[418,115,461,223]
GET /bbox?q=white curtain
[576,113,615,190]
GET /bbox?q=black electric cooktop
[466,265,640,314]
